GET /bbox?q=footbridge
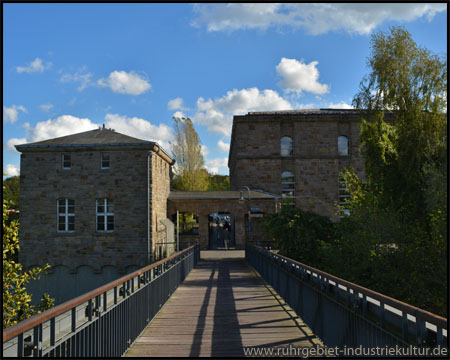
[3,245,447,357]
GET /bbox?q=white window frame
[96,198,114,232]
[281,171,295,205]
[101,152,110,169]
[281,136,294,157]
[62,154,71,170]
[339,177,350,217]
[57,198,75,232]
[338,136,349,156]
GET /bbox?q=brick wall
[149,152,172,260]
[19,148,155,273]
[229,111,367,220]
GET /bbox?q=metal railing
[3,244,200,357]
[246,244,447,349]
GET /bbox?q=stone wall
[149,152,172,260]
[229,111,367,220]
[19,148,150,273]
[167,198,277,250]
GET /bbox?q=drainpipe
[147,152,151,264]
[176,210,180,252]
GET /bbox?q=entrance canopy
[168,190,280,250]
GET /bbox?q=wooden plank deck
[125,250,323,357]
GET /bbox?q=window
[339,176,350,217]
[338,136,349,156]
[281,136,294,157]
[57,199,75,232]
[62,154,71,169]
[281,171,295,204]
[96,198,114,232]
[101,153,110,169]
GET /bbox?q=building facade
[16,127,174,274]
[229,110,368,220]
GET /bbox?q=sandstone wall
[19,148,151,273]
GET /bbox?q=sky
[3,3,447,177]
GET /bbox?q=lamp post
[239,186,252,240]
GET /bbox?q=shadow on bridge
[126,251,321,357]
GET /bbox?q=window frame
[338,135,349,156]
[281,171,295,204]
[96,198,114,232]
[62,153,71,170]
[101,152,110,169]
[57,198,75,233]
[280,136,294,157]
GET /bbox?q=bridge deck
[125,250,322,357]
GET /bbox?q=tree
[170,117,210,191]
[208,174,230,191]
[3,175,20,210]
[353,26,447,218]
[3,176,54,328]
[262,206,335,269]
[334,26,447,316]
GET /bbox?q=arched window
[57,198,75,232]
[281,171,295,202]
[338,136,349,156]
[281,136,294,157]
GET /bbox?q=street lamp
[239,186,251,202]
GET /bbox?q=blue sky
[3,3,447,177]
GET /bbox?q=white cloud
[16,57,52,73]
[60,67,93,91]
[172,111,186,119]
[327,101,354,109]
[294,103,316,110]
[276,58,328,96]
[3,105,27,123]
[193,87,292,136]
[40,104,54,112]
[4,164,20,177]
[217,139,230,153]
[192,3,446,35]
[104,113,173,150]
[5,138,27,153]
[168,97,186,110]
[200,145,210,157]
[98,71,151,95]
[205,157,228,175]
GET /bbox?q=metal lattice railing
[3,244,200,357]
[246,244,447,350]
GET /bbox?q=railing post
[402,312,409,343]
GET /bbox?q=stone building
[15,126,174,274]
[229,109,370,220]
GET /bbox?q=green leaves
[3,186,54,328]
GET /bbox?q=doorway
[208,213,235,250]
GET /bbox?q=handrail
[248,245,447,330]
[3,245,196,342]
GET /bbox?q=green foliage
[264,28,447,317]
[262,206,335,269]
[170,117,210,191]
[3,175,54,328]
[208,174,230,191]
[3,175,20,210]
[339,26,447,316]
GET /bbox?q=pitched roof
[15,128,155,147]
